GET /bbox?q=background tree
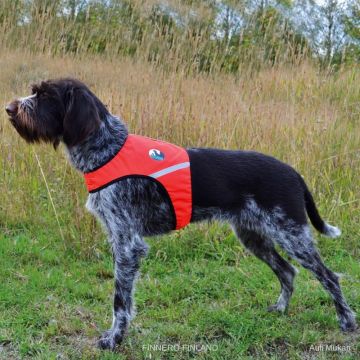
[0,0,359,72]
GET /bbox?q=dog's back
[188,148,306,225]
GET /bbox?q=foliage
[3,0,359,72]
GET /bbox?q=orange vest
[84,134,192,230]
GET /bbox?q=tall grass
[0,50,359,257]
[0,1,310,74]
[0,4,359,358]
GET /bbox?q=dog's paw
[267,303,287,313]
[340,313,357,333]
[97,337,115,351]
[97,330,123,351]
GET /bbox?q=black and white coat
[6,79,357,350]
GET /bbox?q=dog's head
[5,78,108,148]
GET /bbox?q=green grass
[1,51,360,359]
[1,223,359,359]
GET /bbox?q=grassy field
[0,50,359,359]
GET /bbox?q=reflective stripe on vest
[83,134,192,230]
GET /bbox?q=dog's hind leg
[98,231,149,350]
[232,225,297,312]
[272,224,357,332]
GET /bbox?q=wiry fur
[6,78,357,351]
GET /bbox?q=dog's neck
[66,115,128,173]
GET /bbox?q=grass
[1,226,359,359]
[0,50,359,359]
[0,0,310,74]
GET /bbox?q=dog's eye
[31,86,39,95]
[36,91,46,98]
[31,85,45,97]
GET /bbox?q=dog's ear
[63,87,101,147]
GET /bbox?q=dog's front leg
[98,231,148,350]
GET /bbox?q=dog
[6,78,357,350]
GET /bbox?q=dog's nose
[5,102,17,116]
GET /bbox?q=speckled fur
[6,78,357,351]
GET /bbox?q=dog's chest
[86,177,176,236]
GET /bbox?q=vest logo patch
[149,149,165,161]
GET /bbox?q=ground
[0,223,359,359]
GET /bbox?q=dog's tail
[298,174,341,238]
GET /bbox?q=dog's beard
[9,101,61,149]
[17,104,35,131]
[9,103,39,142]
